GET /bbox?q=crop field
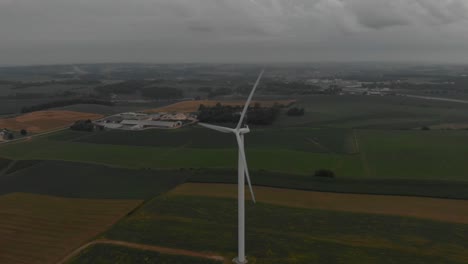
[0,157,11,171]
[0,160,189,199]
[144,99,296,113]
[0,110,103,132]
[171,183,468,224]
[0,134,364,176]
[356,129,468,180]
[69,244,222,264]
[0,193,141,264]
[3,126,468,180]
[104,194,468,264]
[54,127,357,154]
[188,169,468,199]
[275,95,468,129]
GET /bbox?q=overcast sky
[1,0,468,65]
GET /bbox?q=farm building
[0,129,12,140]
[120,112,148,120]
[120,120,182,130]
[160,113,189,121]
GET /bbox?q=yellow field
[144,99,296,113]
[0,193,141,264]
[0,110,103,133]
[170,183,468,224]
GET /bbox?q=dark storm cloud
[0,0,467,64]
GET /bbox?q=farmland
[2,86,468,263]
[2,125,468,180]
[104,193,468,264]
[0,110,103,133]
[277,95,468,129]
[0,133,364,176]
[170,183,468,224]
[0,160,189,199]
[69,244,222,264]
[144,99,296,113]
[0,193,141,264]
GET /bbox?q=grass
[4,126,468,181]
[357,129,468,181]
[171,183,468,224]
[68,244,222,264]
[0,135,364,176]
[0,160,189,199]
[104,194,468,264]
[0,157,11,171]
[4,159,42,174]
[51,126,357,154]
[188,168,468,199]
[0,193,141,264]
[276,95,468,129]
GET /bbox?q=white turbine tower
[199,70,265,264]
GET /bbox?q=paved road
[57,239,225,264]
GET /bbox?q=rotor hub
[238,127,250,134]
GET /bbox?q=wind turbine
[199,70,265,264]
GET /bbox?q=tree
[20,129,27,136]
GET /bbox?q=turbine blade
[199,123,235,133]
[236,133,256,203]
[236,70,265,130]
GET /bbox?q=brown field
[0,110,103,133]
[170,183,468,224]
[144,99,296,113]
[0,193,141,264]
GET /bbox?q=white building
[120,120,182,129]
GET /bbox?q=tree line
[198,103,281,125]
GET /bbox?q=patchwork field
[171,183,468,224]
[0,110,103,132]
[0,193,141,264]
[104,194,468,264]
[144,99,296,113]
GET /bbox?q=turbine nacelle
[238,126,250,135]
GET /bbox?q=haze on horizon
[1,0,468,65]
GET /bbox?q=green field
[357,129,468,180]
[56,127,357,154]
[277,95,468,129]
[0,160,189,199]
[188,169,468,199]
[104,194,468,264]
[0,132,363,176]
[69,244,221,264]
[3,125,468,180]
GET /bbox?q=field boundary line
[354,130,371,177]
[56,239,225,264]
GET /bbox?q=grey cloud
[0,0,468,65]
